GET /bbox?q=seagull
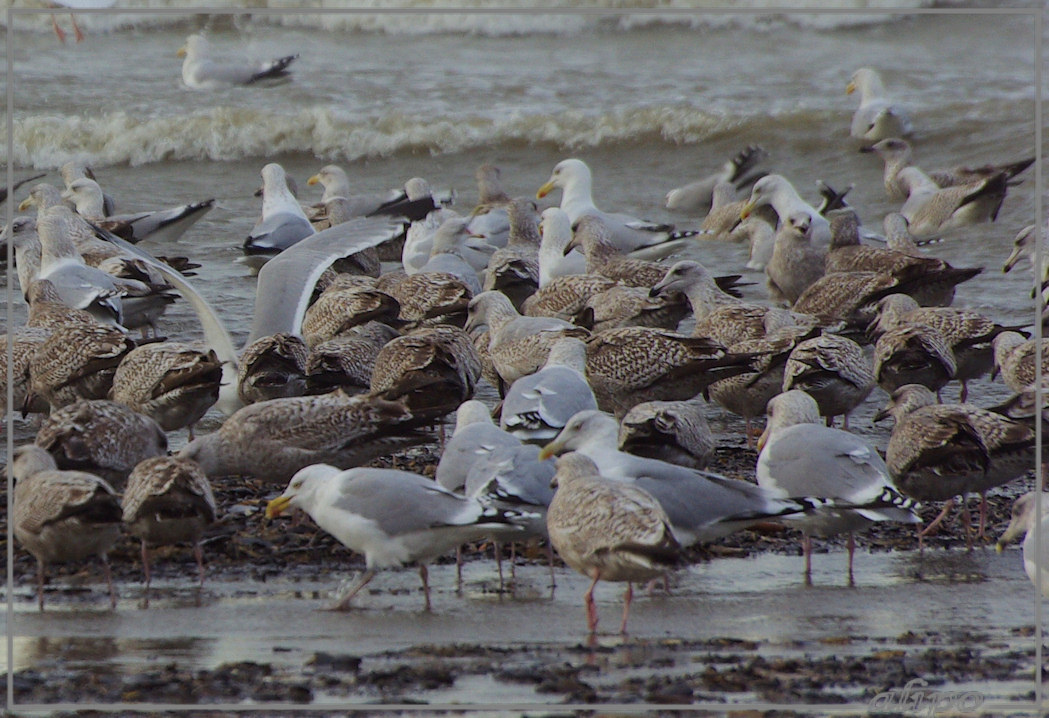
[265,463,534,611]
[546,452,681,636]
[846,68,913,142]
[177,34,299,90]
[536,158,697,253]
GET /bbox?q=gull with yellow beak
[265,463,534,611]
[739,175,831,248]
[536,158,696,256]
[846,67,912,142]
[996,492,1049,598]
[177,34,299,91]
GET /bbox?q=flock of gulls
[4,54,1048,637]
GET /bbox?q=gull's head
[741,174,786,219]
[550,451,601,490]
[266,464,342,518]
[178,34,208,59]
[1003,223,1039,274]
[860,137,912,162]
[539,207,572,245]
[537,158,589,200]
[997,491,1048,551]
[10,444,58,481]
[847,67,881,96]
[61,177,102,209]
[649,259,710,298]
[873,383,936,425]
[538,409,615,460]
[760,390,821,450]
[307,165,347,189]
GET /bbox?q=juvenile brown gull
[876,384,1035,544]
[177,390,429,483]
[265,463,533,611]
[872,323,956,397]
[305,322,400,396]
[546,452,681,636]
[122,456,217,604]
[11,445,122,611]
[110,342,223,436]
[992,331,1049,394]
[765,211,825,306]
[27,323,135,412]
[237,333,309,405]
[781,332,874,429]
[368,324,481,420]
[868,293,1021,401]
[35,399,167,489]
[465,290,589,391]
[584,326,756,418]
[617,397,714,470]
[824,208,981,307]
[897,166,1008,239]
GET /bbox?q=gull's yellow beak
[755,426,770,453]
[265,495,292,519]
[1002,245,1024,273]
[306,174,321,186]
[536,180,555,200]
[846,81,856,95]
[995,542,1006,554]
[176,46,187,58]
[740,201,754,220]
[537,440,562,461]
[17,197,33,211]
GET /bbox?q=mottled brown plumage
[585,326,757,418]
[122,456,217,601]
[546,452,681,635]
[301,284,401,348]
[110,341,222,434]
[177,390,430,483]
[35,399,167,489]
[305,321,400,395]
[873,323,956,396]
[237,333,310,405]
[369,325,481,419]
[28,323,135,412]
[782,333,875,428]
[11,444,122,611]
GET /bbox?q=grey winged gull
[265,463,534,611]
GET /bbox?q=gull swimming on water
[177,34,299,90]
[537,158,697,254]
[846,68,913,142]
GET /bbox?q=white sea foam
[9,103,734,169]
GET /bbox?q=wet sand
[2,441,1045,715]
